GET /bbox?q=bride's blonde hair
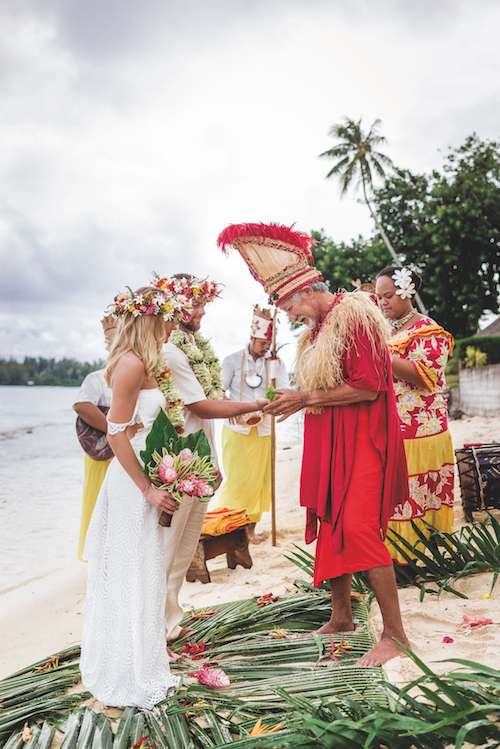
[104,286,167,386]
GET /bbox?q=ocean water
[0,386,303,593]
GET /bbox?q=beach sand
[1,415,499,683]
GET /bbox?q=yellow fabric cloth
[385,430,454,564]
[404,429,454,475]
[201,507,251,536]
[77,454,112,561]
[385,506,454,565]
[218,425,272,523]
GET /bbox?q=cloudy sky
[1,0,499,368]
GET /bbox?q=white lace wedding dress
[80,388,179,708]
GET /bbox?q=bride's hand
[144,485,179,514]
[255,398,270,409]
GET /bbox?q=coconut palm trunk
[361,179,427,313]
[320,116,427,314]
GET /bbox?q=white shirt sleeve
[222,353,237,393]
[276,359,289,390]
[73,370,112,407]
[163,342,206,405]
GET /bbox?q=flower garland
[155,356,185,433]
[169,330,224,401]
[151,274,222,303]
[111,289,190,321]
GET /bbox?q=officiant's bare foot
[315,619,356,635]
[246,524,266,544]
[356,635,410,667]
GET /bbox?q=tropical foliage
[455,335,500,365]
[287,514,500,602]
[315,131,500,338]
[320,117,394,200]
[311,231,391,293]
[0,357,101,387]
[372,134,500,338]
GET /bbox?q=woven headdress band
[251,305,273,340]
[217,223,323,305]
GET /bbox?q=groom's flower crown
[150,273,222,303]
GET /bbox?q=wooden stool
[186,527,253,584]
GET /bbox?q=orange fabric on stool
[201,507,251,536]
[314,407,393,587]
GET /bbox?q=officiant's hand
[144,484,179,514]
[264,389,307,422]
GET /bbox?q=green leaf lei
[169,330,224,400]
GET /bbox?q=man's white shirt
[222,345,288,437]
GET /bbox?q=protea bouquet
[140,409,217,527]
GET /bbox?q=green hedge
[454,335,500,365]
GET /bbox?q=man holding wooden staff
[217,222,411,666]
[218,305,288,543]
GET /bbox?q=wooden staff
[270,308,278,546]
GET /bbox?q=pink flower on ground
[443,636,454,643]
[188,663,230,688]
[158,458,178,484]
[180,448,194,462]
[457,614,493,634]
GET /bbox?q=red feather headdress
[217,222,322,305]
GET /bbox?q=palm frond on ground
[4,652,500,749]
[2,519,500,748]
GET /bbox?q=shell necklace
[390,307,417,332]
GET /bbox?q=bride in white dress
[80,286,187,709]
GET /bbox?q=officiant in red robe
[218,222,410,667]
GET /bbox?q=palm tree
[320,117,426,313]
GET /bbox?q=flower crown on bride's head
[109,288,191,321]
[150,273,222,303]
[392,267,416,299]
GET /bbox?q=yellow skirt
[218,426,272,523]
[385,430,454,564]
[77,454,112,561]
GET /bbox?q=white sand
[1,416,499,683]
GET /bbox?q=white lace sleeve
[107,418,134,435]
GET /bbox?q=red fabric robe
[300,325,409,567]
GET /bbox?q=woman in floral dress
[375,266,455,563]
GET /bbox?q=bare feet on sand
[314,620,356,635]
[167,647,182,664]
[356,635,410,667]
[245,524,266,545]
[167,626,195,645]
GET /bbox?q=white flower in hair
[392,267,416,299]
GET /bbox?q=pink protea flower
[180,448,194,462]
[178,479,196,495]
[158,458,178,484]
[188,663,230,688]
[194,480,214,497]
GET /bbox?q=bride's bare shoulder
[111,352,145,386]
